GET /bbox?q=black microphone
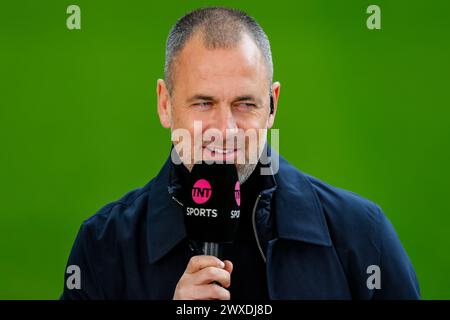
[183,162,241,259]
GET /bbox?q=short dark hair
[164,7,273,94]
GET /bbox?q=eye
[191,101,213,109]
[235,102,256,111]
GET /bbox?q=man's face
[157,32,280,178]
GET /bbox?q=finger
[185,255,225,274]
[196,284,230,300]
[223,260,233,274]
[194,266,231,288]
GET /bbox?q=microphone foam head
[183,162,241,243]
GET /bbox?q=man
[61,7,420,300]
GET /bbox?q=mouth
[205,145,236,154]
[203,145,241,162]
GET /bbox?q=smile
[205,146,238,154]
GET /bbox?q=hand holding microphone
[173,256,233,300]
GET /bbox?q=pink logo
[192,179,212,204]
[234,181,240,206]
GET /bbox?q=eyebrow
[186,95,216,103]
[186,94,261,104]
[234,95,259,103]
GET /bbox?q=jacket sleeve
[60,222,105,300]
[372,206,421,299]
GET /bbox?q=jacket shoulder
[81,178,155,241]
[303,172,420,298]
[305,173,383,251]
[277,157,382,243]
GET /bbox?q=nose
[213,104,238,134]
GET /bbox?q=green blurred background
[1,0,449,299]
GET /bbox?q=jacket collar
[146,147,331,264]
[272,152,332,247]
[146,156,187,264]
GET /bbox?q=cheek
[172,106,213,130]
[237,113,270,131]
[171,107,187,129]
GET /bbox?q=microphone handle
[202,242,223,287]
[202,242,220,257]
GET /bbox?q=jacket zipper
[252,194,266,263]
[172,196,183,207]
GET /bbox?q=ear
[156,79,172,128]
[267,82,280,128]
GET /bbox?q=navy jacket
[61,154,420,299]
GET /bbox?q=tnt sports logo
[234,181,240,206]
[192,179,212,204]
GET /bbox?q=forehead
[172,33,269,95]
